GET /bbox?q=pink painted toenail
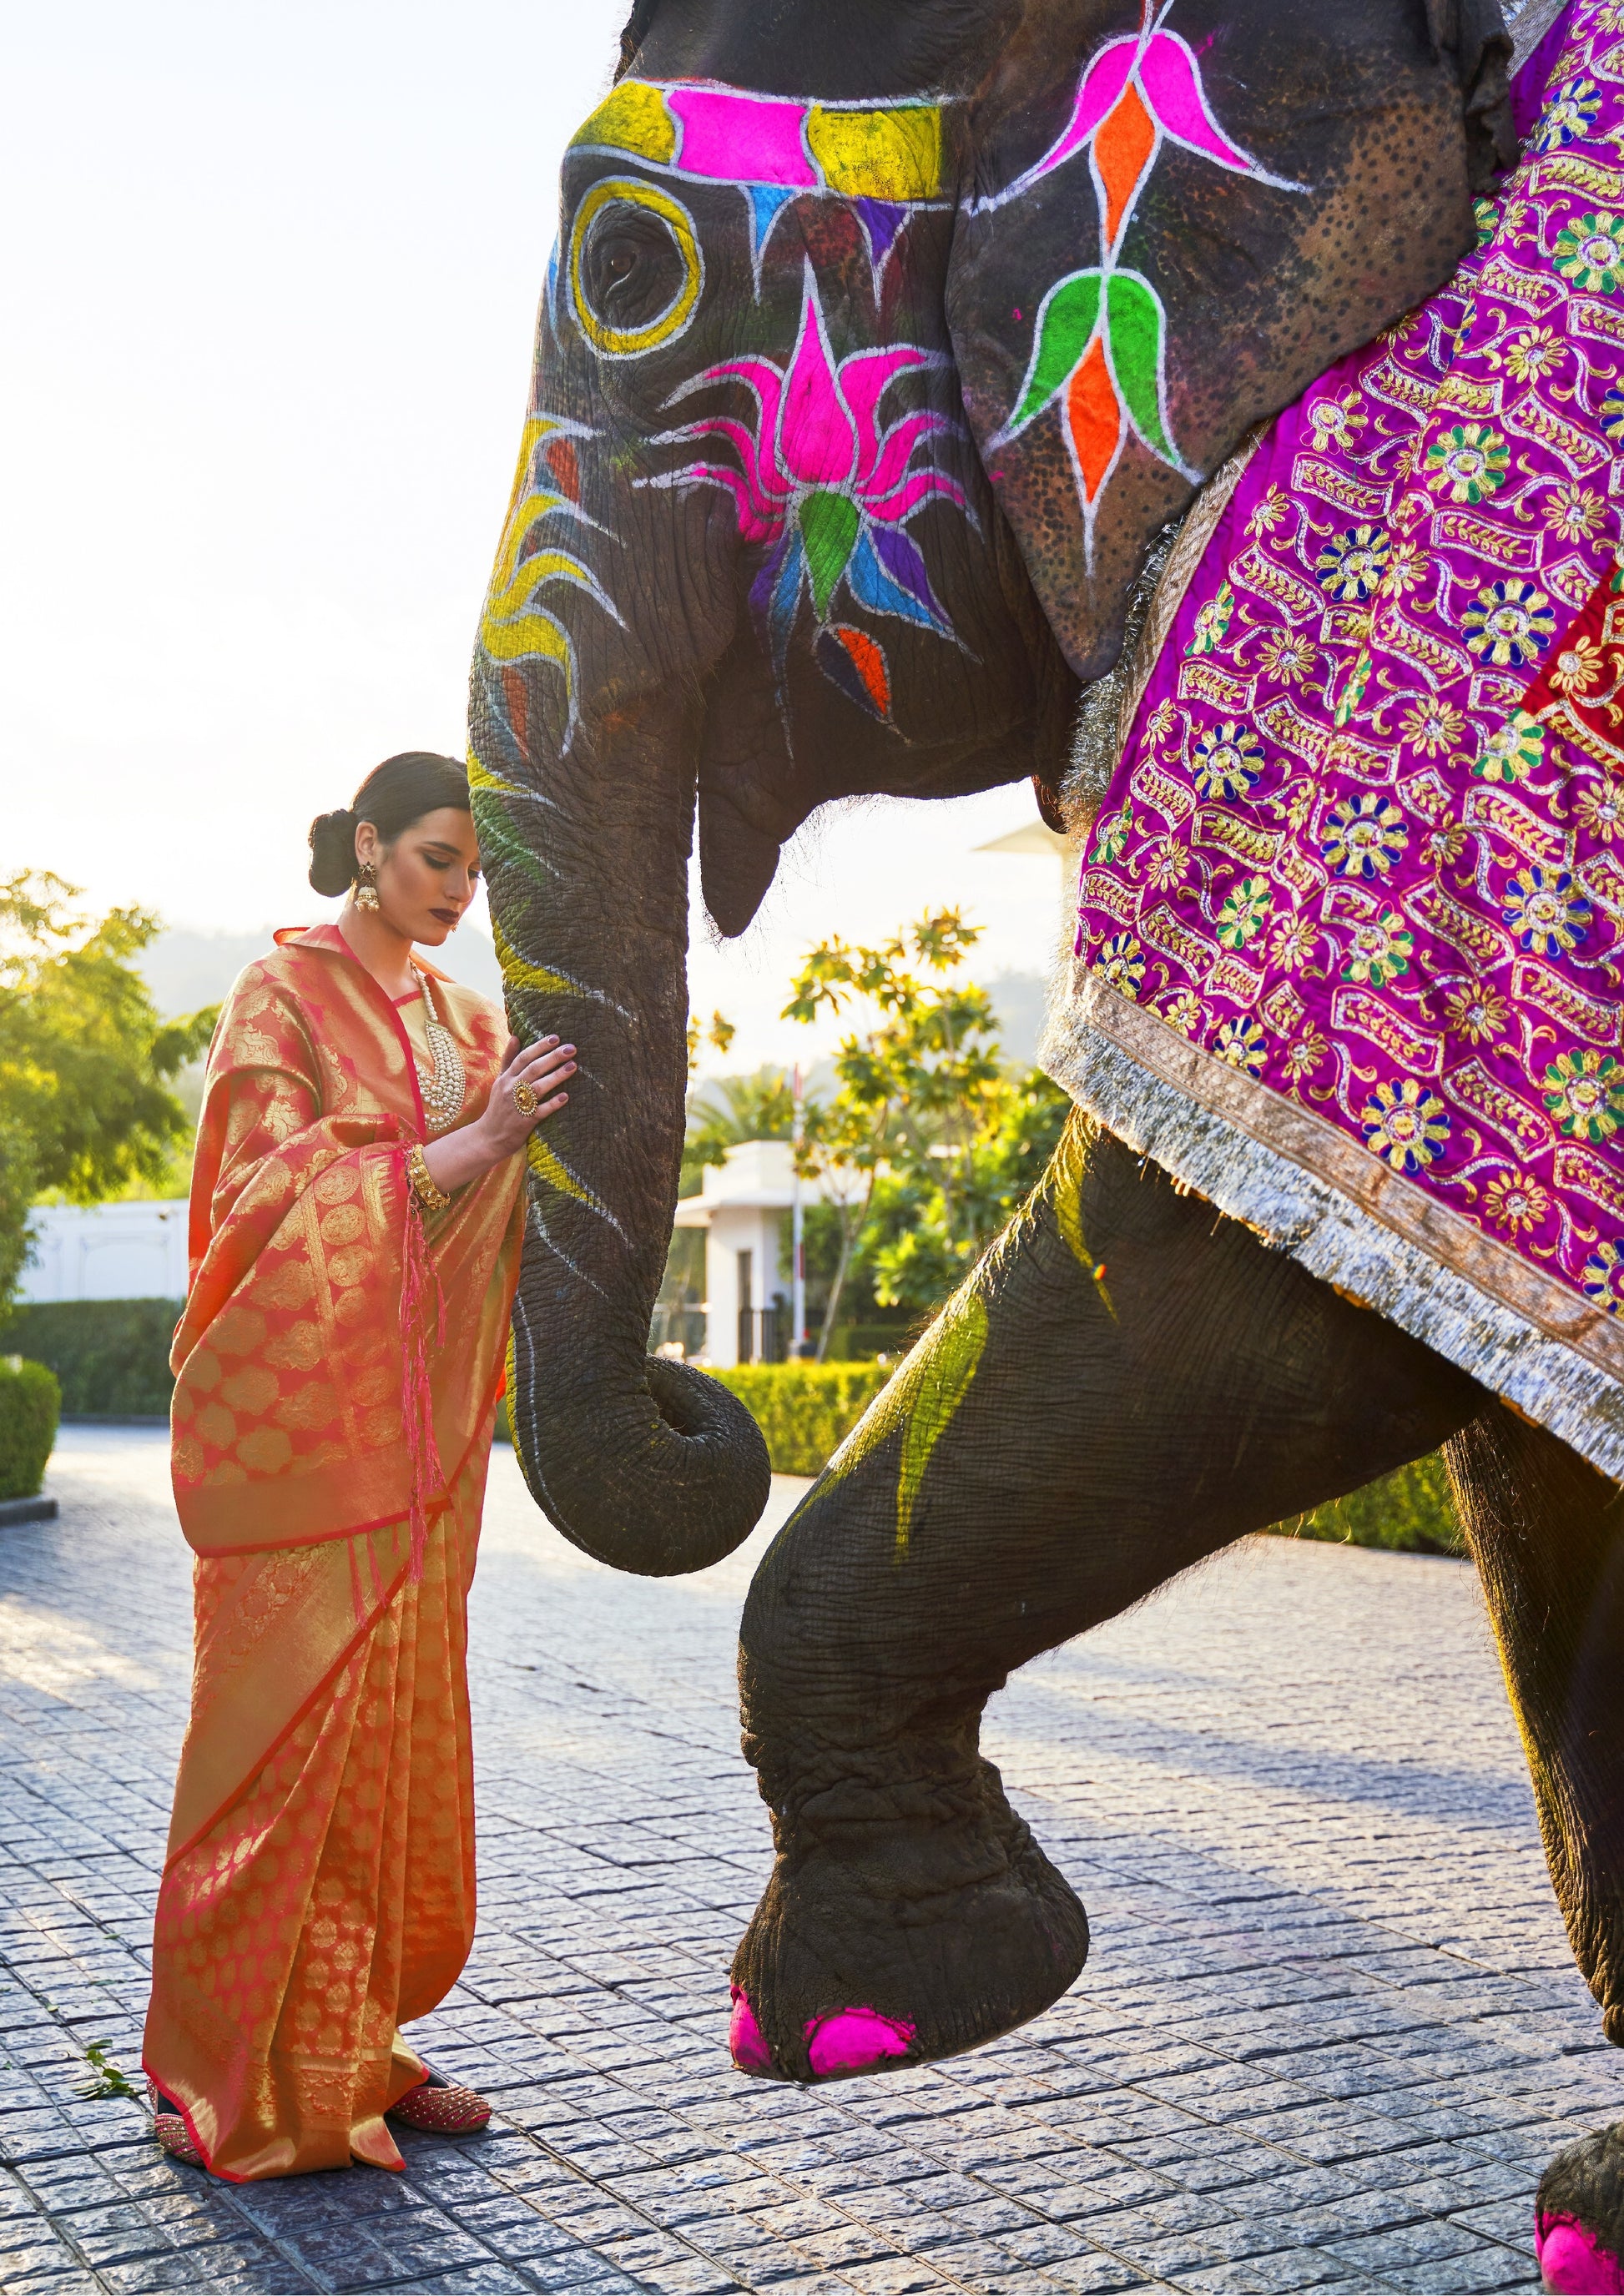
[804,2006,915,2080]
[728,1984,774,2075]
[1537,2214,1624,2293]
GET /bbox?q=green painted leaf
[799,489,861,620]
[1047,1116,1117,1318]
[1104,270,1178,468]
[895,1287,987,1556]
[1006,271,1102,434]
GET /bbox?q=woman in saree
[144,750,575,2179]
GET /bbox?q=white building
[18,1201,189,1304]
[673,1140,829,1367]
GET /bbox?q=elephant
[469,0,1624,2280]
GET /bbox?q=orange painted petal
[834,623,891,715]
[1093,81,1157,248]
[1067,335,1123,503]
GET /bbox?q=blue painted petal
[544,236,561,333]
[764,532,806,681]
[870,524,942,621]
[747,186,799,291]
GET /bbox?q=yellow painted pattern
[807,103,942,200]
[477,417,602,701]
[571,80,677,163]
[526,1131,603,1215]
[568,177,703,358]
[467,747,517,800]
[492,921,593,1003]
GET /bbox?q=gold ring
[513,1080,539,1117]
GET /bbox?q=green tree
[784,910,1071,1352]
[0,874,217,1315]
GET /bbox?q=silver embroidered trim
[1041,1001,1624,1481]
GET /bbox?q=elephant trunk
[474,679,770,1575]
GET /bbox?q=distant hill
[138,924,507,1017]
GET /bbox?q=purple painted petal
[863,409,953,505]
[1138,32,1266,174]
[870,521,943,620]
[852,196,908,283]
[779,272,858,486]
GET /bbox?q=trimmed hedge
[1276,1451,1463,1556]
[0,1299,179,1417]
[498,1365,894,1472]
[0,1358,61,1500]
[710,1362,892,1476]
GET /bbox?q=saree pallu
[1051,0,1624,1478]
[144,925,524,2179]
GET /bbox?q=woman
[144,750,574,2180]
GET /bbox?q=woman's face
[356,807,482,945]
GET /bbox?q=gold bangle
[406,1141,451,1213]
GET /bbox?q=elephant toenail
[728,1984,774,2075]
[804,2006,916,2080]
[1536,2213,1624,2292]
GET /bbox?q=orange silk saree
[143,924,524,2180]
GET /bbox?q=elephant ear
[946,0,1511,682]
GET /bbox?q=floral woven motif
[1048,0,1624,1474]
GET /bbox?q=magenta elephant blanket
[1048,0,1624,1476]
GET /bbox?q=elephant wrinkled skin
[465,0,1623,2269]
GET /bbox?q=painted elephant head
[471,0,1510,1572]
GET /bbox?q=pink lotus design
[986,0,1305,550]
[648,268,971,719]
[976,0,1304,223]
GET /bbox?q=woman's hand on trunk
[420,1035,575,1195]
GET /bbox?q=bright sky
[3,0,1068,1073]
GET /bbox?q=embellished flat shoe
[148,2080,206,2168]
[387,2068,492,2135]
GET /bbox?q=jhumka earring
[355,860,381,913]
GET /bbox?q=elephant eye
[569,178,704,359]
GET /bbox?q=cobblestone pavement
[2,1429,1620,2296]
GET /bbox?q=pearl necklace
[414,974,467,1134]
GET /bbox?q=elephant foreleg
[732,1115,1484,2083]
[1444,1409,1624,2292]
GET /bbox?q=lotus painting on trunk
[648,269,971,721]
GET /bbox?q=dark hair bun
[305,754,470,900]
[308,808,359,897]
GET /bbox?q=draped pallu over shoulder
[171,925,520,1561]
[147,925,524,2180]
[159,924,523,1889]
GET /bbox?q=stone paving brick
[3,1431,1623,2291]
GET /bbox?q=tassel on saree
[400,1157,446,1582]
